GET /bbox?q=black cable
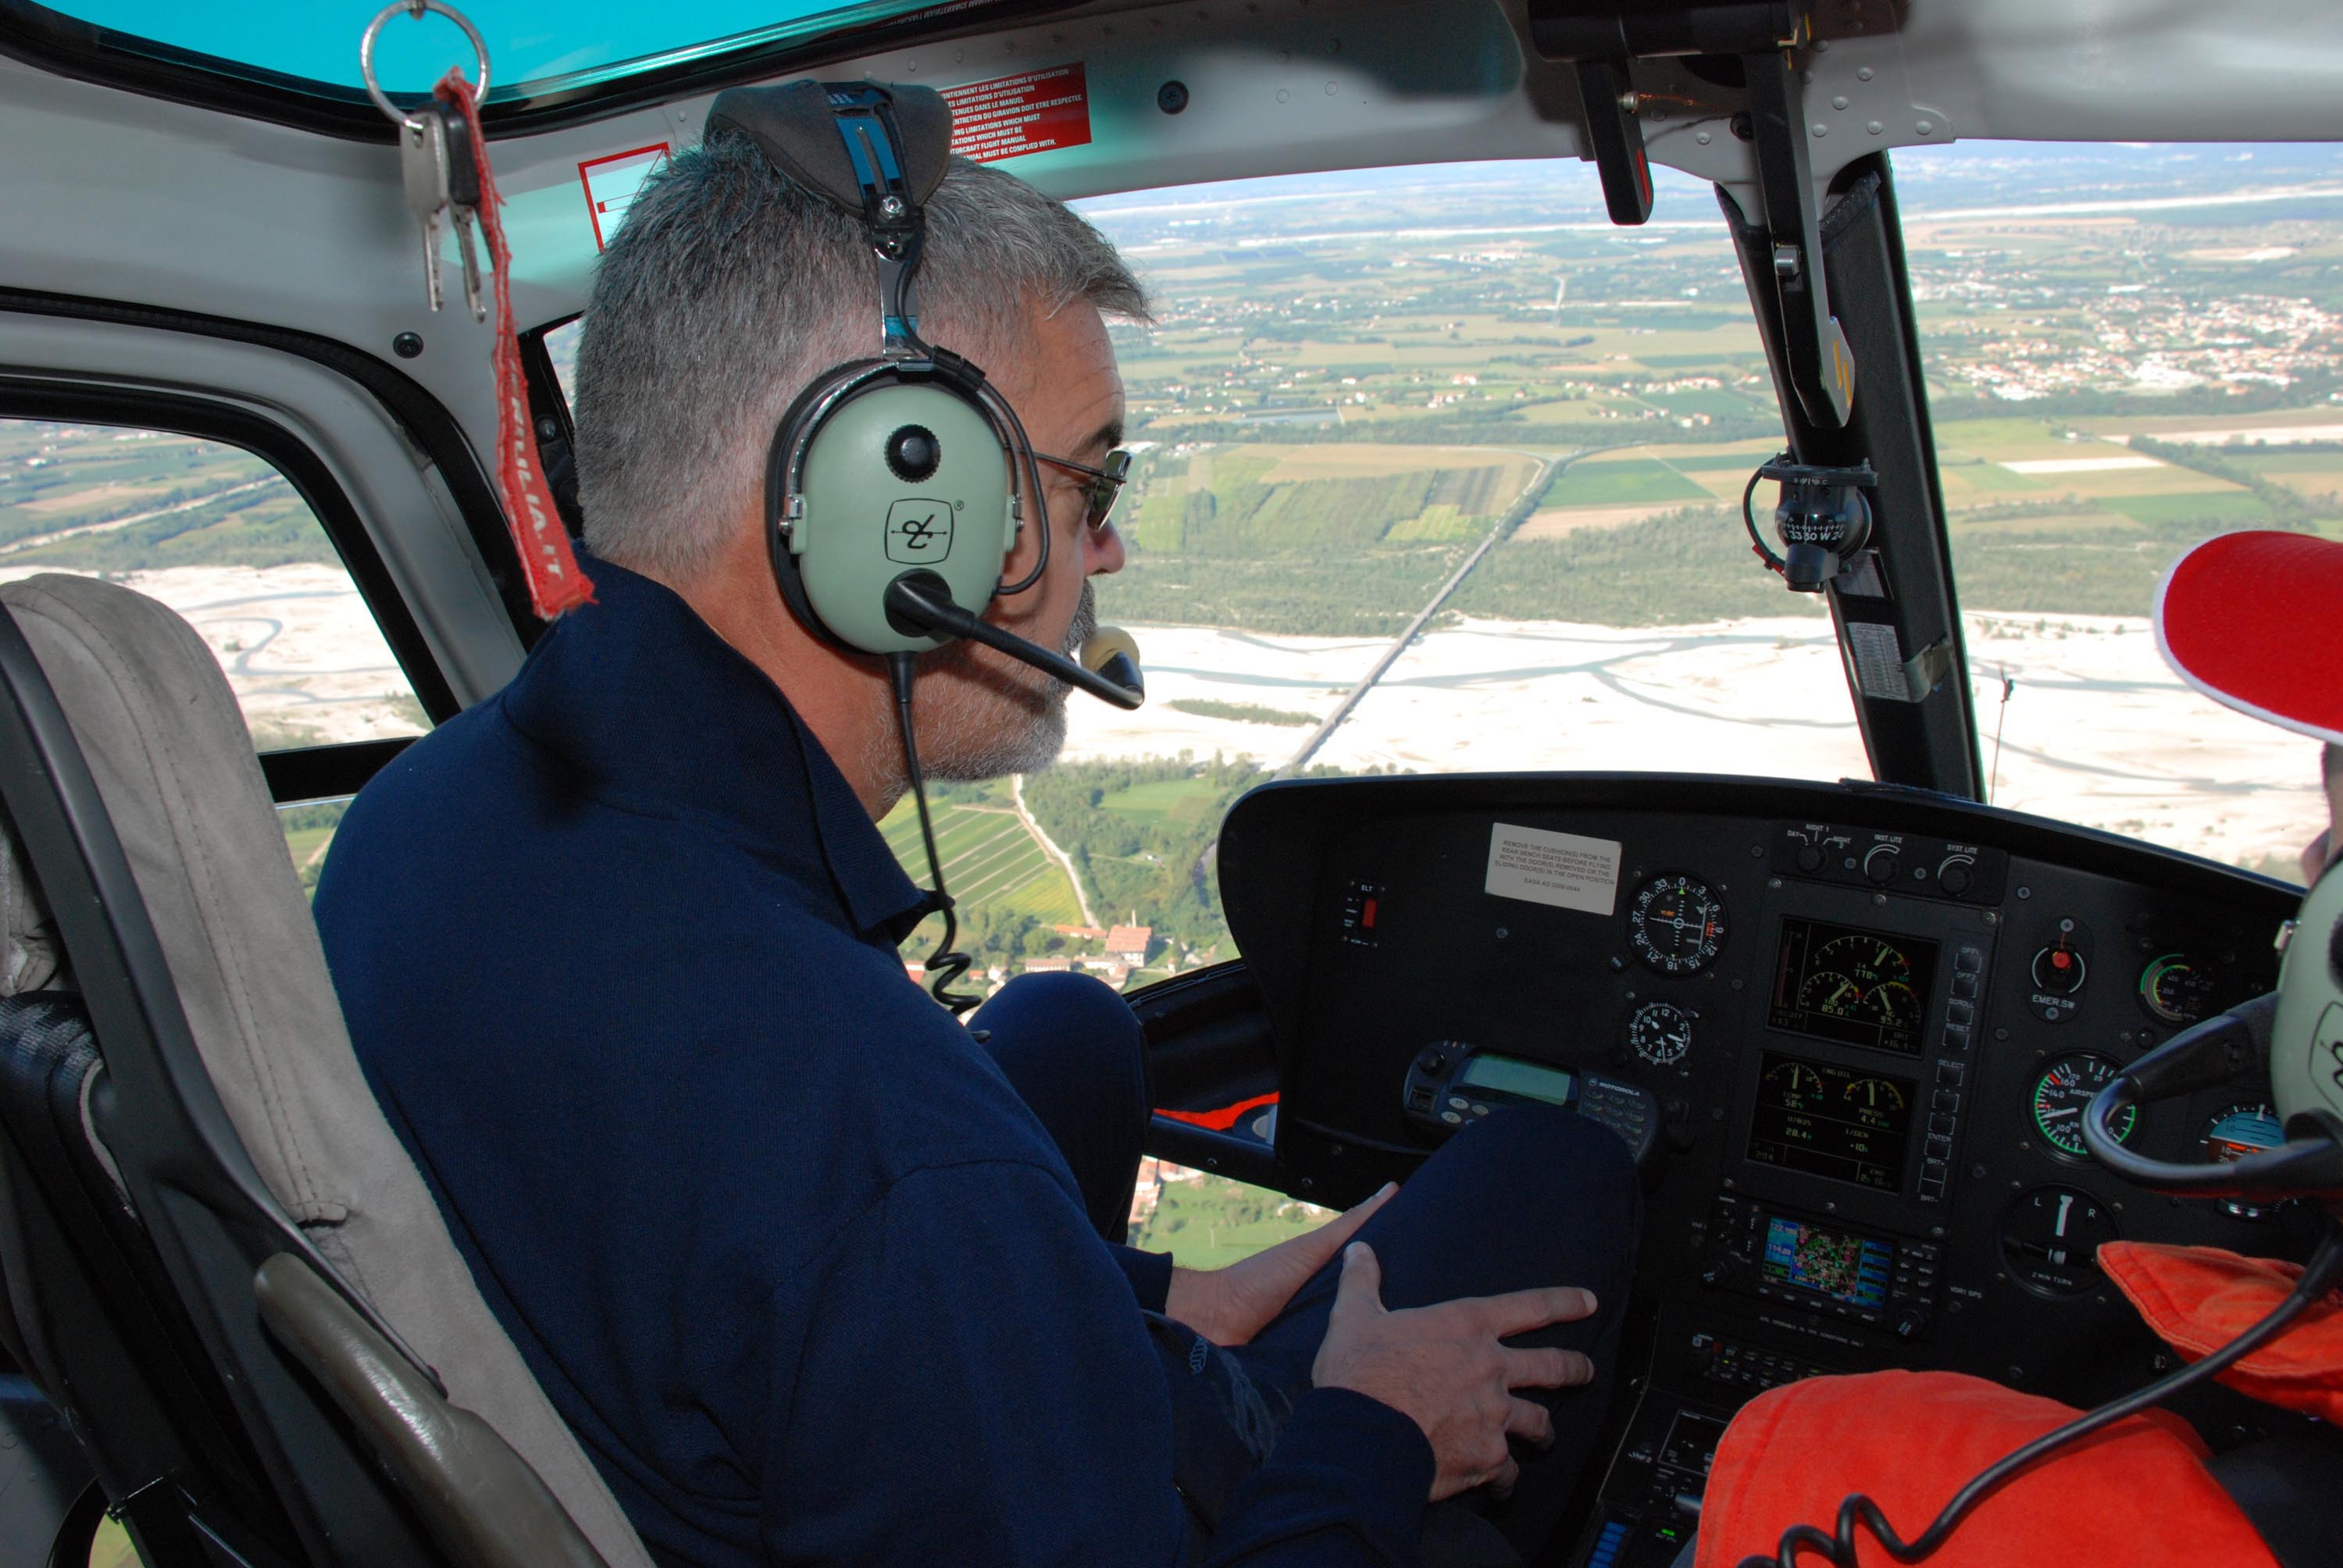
[886,651,979,1015]
[1742,461,1788,574]
[1737,1217,2343,1567]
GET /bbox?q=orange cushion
[1694,1370,2277,1568]
[2100,1241,2343,1422]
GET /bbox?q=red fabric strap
[435,70,594,621]
[1156,1092,1278,1132]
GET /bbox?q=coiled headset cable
[1736,1216,2343,1566]
[887,651,979,1014]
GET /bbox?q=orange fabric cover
[2100,1240,2343,1422]
[1693,1370,2277,1568]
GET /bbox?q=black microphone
[883,571,1144,711]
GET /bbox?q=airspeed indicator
[2031,1053,2134,1158]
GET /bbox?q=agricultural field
[0,422,337,572]
[886,796,1087,928]
[1127,1162,1332,1270]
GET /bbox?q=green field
[1167,698,1318,727]
[2100,492,2276,525]
[1099,778,1224,827]
[1128,1168,1332,1269]
[1541,458,1714,508]
[880,800,1084,943]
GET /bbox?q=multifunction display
[1746,1050,1915,1192]
[1760,1214,1895,1310]
[1457,1053,1575,1107]
[1767,917,1939,1056]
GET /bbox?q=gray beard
[872,582,1096,789]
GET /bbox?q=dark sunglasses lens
[1089,451,1132,528]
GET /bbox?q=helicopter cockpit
[1,1,2341,1565]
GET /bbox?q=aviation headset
[699,80,1140,1014]
[702,79,1143,704]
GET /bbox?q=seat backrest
[0,574,653,1568]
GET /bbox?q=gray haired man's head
[572,132,1150,582]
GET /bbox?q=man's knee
[979,971,1145,1070]
[972,971,1151,1126]
[1417,1103,1642,1288]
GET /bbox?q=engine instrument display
[2139,952,2219,1026]
[1746,1050,1916,1192]
[1628,873,1727,974]
[2031,1053,2136,1157]
[1760,1213,1895,1310]
[1767,918,1938,1056]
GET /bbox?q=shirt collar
[501,554,930,944]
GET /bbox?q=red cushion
[2156,529,2343,747]
[1695,1370,2276,1568]
[2101,1241,2343,1422]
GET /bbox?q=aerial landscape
[2,140,2338,992]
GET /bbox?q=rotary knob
[1794,841,1825,874]
[1938,855,1976,897]
[1862,844,1901,886]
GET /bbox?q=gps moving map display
[1747,1051,1915,1192]
[1767,917,1939,1056]
[1760,1214,1895,1310]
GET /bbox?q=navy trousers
[970,974,1643,1565]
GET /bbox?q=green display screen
[1457,1053,1576,1107]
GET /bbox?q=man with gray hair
[316,96,1637,1568]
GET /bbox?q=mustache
[1062,581,1098,660]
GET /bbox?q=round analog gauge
[1796,935,1922,1032]
[2138,953,2219,1027]
[2202,1103,2284,1165]
[2000,1185,2117,1297]
[1628,1001,1695,1066]
[1843,1076,1906,1118]
[1628,874,1726,975]
[2030,1053,2136,1158]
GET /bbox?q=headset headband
[705,80,955,351]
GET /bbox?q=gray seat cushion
[0,573,652,1568]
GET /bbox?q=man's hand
[1311,1242,1597,1502]
[1163,1182,1396,1345]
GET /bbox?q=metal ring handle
[358,0,492,127]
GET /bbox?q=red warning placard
[578,143,670,251]
[943,63,1092,164]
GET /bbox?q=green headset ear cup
[789,378,1018,654]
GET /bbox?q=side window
[0,418,428,891]
[0,419,428,751]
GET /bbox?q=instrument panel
[1218,774,2306,1567]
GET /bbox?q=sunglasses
[1030,447,1132,531]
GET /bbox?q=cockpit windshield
[15,0,932,102]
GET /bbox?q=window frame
[0,380,451,800]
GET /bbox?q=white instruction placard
[1485,823,1622,915]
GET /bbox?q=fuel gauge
[2139,953,2219,1026]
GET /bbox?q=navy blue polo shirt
[314,558,1431,1566]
